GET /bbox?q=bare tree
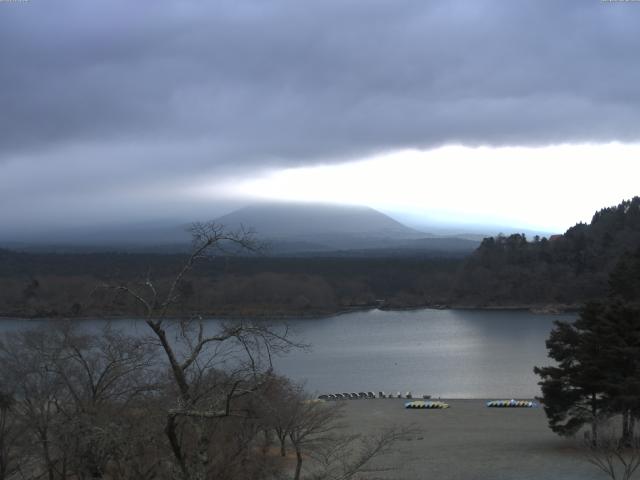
[100,395,168,480]
[103,222,303,480]
[259,373,304,458]
[585,421,640,480]
[259,380,413,480]
[284,397,414,480]
[0,326,72,480]
[53,324,157,479]
[288,398,344,480]
[0,390,22,480]
[309,426,413,480]
[0,322,160,480]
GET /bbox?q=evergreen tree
[534,305,609,443]
[596,302,640,445]
[535,301,640,445]
[609,248,640,304]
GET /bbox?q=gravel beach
[338,399,603,480]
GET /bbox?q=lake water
[0,309,573,399]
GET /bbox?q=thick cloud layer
[1,0,639,233]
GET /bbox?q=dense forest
[0,252,460,317]
[1,197,639,318]
[455,196,640,308]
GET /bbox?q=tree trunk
[261,429,272,455]
[39,429,56,480]
[146,321,191,400]
[280,437,287,457]
[293,445,303,480]
[164,414,188,480]
[591,393,598,447]
[622,409,633,447]
[195,422,210,480]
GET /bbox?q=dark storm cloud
[1,0,639,232]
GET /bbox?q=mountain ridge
[214,202,482,254]
[215,202,427,239]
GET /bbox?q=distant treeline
[1,197,639,318]
[0,252,461,317]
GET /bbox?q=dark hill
[454,196,640,306]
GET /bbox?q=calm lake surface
[0,309,574,399]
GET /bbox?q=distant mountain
[214,203,478,254]
[216,203,426,239]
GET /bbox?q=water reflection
[271,309,573,398]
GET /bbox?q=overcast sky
[2,0,640,237]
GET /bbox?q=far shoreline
[0,303,581,322]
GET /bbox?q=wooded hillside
[1,197,639,317]
[454,197,640,307]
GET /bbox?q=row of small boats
[318,391,431,401]
[317,393,538,409]
[486,399,537,408]
[405,401,449,409]
[319,392,375,400]
[404,399,538,409]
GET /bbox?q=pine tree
[535,301,640,445]
[609,248,640,304]
[596,302,640,445]
[534,305,610,443]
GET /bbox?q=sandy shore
[338,399,602,479]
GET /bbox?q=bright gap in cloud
[216,144,640,233]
